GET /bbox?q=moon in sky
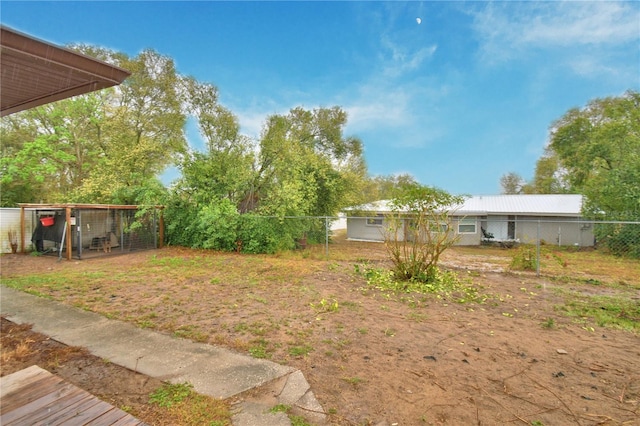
[416,17,422,25]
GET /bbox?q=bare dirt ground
[1,242,639,425]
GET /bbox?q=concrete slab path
[0,286,327,425]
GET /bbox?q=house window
[366,214,383,226]
[458,219,476,234]
[429,222,448,233]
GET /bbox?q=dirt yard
[1,241,639,425]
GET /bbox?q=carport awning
[1,26,130,117]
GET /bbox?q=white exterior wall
[453,217,482,245]
[347,215,595,247]
[516,216,594,247]
[0,208,35,253]
[346,217,387,241]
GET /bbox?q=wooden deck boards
[0,365,146,425]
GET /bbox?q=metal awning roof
[346,194,585,217]
[1,25,131,117]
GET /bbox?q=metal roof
[457,194,583,216]
[348,194,584,217]
[1,26,130,117]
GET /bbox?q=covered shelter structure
[18,204,164,261]
[1,25,130,117]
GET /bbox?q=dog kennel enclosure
[17,204,164,260]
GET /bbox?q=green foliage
[237,214,289,254]
[384,183,465,282]
[195,200,241,251]
[149,382,194,408]
[355,263,483,303]
[546,91,640,223]
[1,48,187,206]
[594,223,640,258]
[509,246,537,271]
[163,197,298,254]
[560,294,640,332]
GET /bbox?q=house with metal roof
[345,194,595,247]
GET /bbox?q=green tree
[529,149,571,194]
[249,106,367,218]
[1,91,108,205]
[384,183,465,283]
[1,47,186,206]
[166,105,369,252]
[499,172,526,194]
[178,78,254,207]
[76,49,187,204]
[548,90,640,220]
[362,173,419,202]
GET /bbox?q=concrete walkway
[0,286,326,425]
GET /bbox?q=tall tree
[363,173,419,202]
[1,47,187,206]
[548,90,640,219]
[248,106,368,217]
[0,91,108,204]
[77,49,187,203]
[178,78,255,207]
[499,172,526,194]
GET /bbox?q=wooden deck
[1,365,147,425]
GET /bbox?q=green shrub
[510,245,537,271]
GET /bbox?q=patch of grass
[269,404,290,413]
[288,344,313,357]
[311,298,339,313]
[559,294,640,332]
[173,325,209,342]
[137,319,156,329]
[150,382,193,408]
[355,263,487,304]
[541,318,556,329]
[342,376,365,388]
[149,382,231,425]
[248,339,271,359]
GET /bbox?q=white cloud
[472,1,640,62]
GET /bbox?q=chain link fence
[246,216,639,281]
[0,206,163,260]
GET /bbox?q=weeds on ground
[509,245,568,272]
[269,404,312,426]
[149,382,231,425]
[558,293,640,332]
[354,262,487,304]
[311,298,339,313]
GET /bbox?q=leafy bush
[237,215,283,254]
[509,246,537,271]
[383,184,464,283]
[163,196,314,254]
[195,199,240,251]
[595,223,640,258]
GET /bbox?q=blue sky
[2,1,639,195]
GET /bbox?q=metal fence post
[325,216,329,257]
[536,220,541,277]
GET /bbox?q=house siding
[344,195,595,247]
[346,217,387,241]
[346,215,595,247]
